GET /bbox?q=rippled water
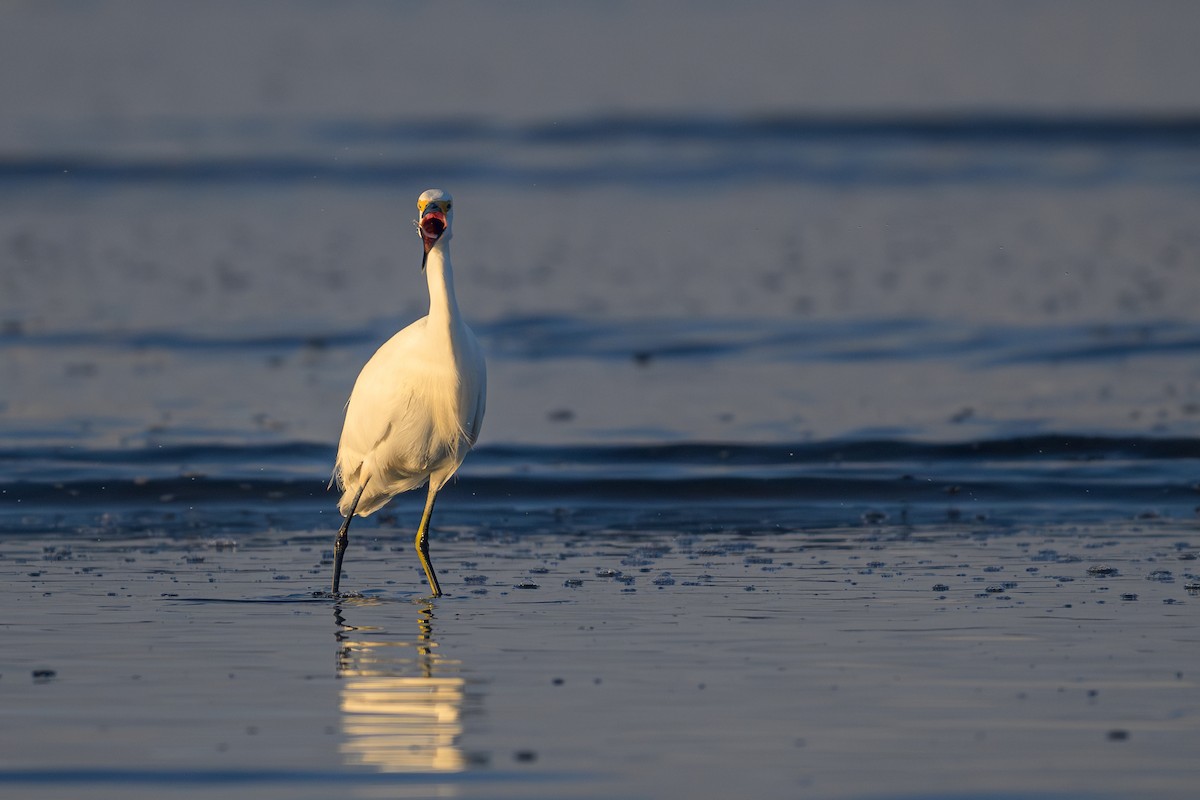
[4,310,1200,537]
[4,433,1200,537]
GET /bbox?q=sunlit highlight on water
[336,604,467,773]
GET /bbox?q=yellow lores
[417,197,450,214]
[330,189,487,597]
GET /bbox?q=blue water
[3,113,1200,541]
[6,114,1200,187]
[4,433,1200,535]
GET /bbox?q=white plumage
[330,188,486,597]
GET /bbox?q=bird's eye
[444,202,452,210]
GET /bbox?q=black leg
[332,483,366,594]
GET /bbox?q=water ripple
[4,114,1200,188]
[3,435,1197,535]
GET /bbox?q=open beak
[419,209,447,269]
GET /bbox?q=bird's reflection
[334,600,468,773]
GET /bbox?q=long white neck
[424,239,461,327]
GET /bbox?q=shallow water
[3,2,1200,798]
[3,523,1198,799]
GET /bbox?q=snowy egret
[330,189,487,597]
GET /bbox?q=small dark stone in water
[514,582,539,590]
[596,568,621,578]
[32,669,56,682]
[932,584,950,592]
[1146,570,1174,583]
[1107,729,1130,741]
[1087,565,1119,576]
[552,678,564,685]
[514,750,538,763]
[463,575,488,585]
[563,578,583,588]
[529,567,550,574]
[1120,593,1138,601]
[1183,583,1200,594]
[985,585,1005,593]
[546,408,574,423]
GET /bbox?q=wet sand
[3,522,1197,799]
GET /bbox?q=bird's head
[416,188,453,267]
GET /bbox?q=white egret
[330,189,487,597]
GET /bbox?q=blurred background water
[3,0,1200,536]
